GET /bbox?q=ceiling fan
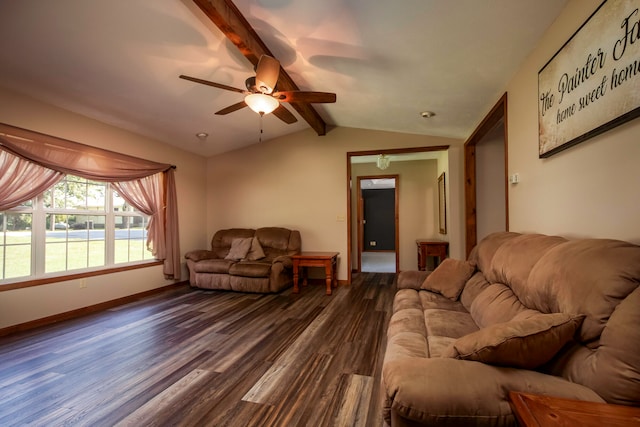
[179,55,336,124]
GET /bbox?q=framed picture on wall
[438,172,447,234]
[538,0,640,157]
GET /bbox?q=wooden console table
[508,391,640,427]
[292,252,339,295]
[416,239,448,271]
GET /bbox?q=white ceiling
[0,0,567,158]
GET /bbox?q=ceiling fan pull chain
[259,111,264,143]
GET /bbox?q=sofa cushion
[244,237,266,261]
[424,309,478,339]
[442,313,585,369]
[485,233,566,291]
[193,258,236,274]
[459,271,491,312]
[229,261,272,278]
[470,283,539,328]
[225,237,253,260]
[420,258,476,300]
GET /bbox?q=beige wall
[0,87,207,329]
[350,159,438,271]
[476,122,507,241]
[506,0,640,243]
[206,127,464,281]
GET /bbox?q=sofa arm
[397,270,430,290]
[382,357,604,426]
[272,255,293,269]
[185,249,217,262]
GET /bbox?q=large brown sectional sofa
[382,231,640,426]
[185,227,301,293]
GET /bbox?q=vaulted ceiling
[0,0,567,157]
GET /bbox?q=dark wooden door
[362,188,395,251]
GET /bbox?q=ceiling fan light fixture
[245,93,279,115]
[377,154,391,170]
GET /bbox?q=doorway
[346,146,450,284]
[358,176,398,273]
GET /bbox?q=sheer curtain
[0,150,64,210]
[0,123,181,280]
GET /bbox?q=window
[0,175,153,284]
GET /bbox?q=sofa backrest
[210,227,301,260]
[464,231,640,406]
[211,228,256,258]
[255,227,301,258]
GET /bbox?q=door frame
[347,146,449,284]
[357,175,399,273]
[464,93,509,257]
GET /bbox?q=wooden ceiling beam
[192,0,328,136]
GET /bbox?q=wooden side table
[292,252,339,295]
[291,252,339,295]
[416,239,448,271]
[508,391,640,426]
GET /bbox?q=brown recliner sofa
[382,231,640,426]
[185,227,301,293]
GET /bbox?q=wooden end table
[292,252,339,295]
[508,391,640,426]
[416,239,448,271]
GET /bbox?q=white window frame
[0,178,154,285]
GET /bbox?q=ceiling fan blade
[255,55,280,94]
[179,74,246,94]
[273,91,336,104]
[272,104,297,124]
[215,101,247,115]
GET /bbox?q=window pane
[44,214,106,273]
[113,192,132,212]
[87,181,106,211]
[67,241,88,270]
[45,242,67,273]
[88,240,105,267]
[114,215,151,263]
[65,176,87,209]
[5,245,31,278]
[1,213,32,280]
[48,176,107,211]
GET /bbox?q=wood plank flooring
[0,273,397,427]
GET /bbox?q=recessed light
[195,132,208,140]
[420,111,435,118]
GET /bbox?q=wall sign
[538,0,640,158]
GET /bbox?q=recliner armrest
[382,357,604,426]
[185,249,217,262]
[272,255,293,269]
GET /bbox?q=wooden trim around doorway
[346,146,449,284]
[463,93,509,257]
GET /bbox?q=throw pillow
[441,313,585,369]
[244,237,266,261]
[421,258,476,300]
[224,237,253,260]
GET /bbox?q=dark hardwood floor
[0,273,397,427]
